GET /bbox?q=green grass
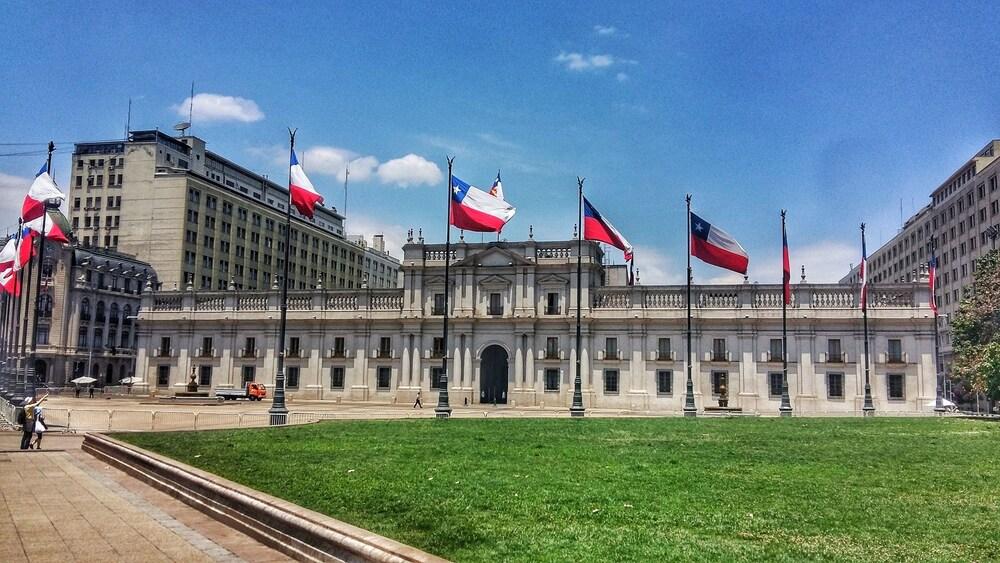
[117,418,1000,562]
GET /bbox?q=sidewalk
[0,433,290,562]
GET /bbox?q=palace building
[137,238,938,414]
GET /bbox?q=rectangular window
[159,337,170,357]
[656,370,672,395]
[241,365,255,384]
[377,367,391,390]
[157,365,170,387]
[333,337,345,357]
[545,368,560,391]
[603,369,619,394]
[244,337,256,358]
[769,338,783,362]
[288,337,300,357]
[378,337,391,358]
[432,293,445,315]
[657,338,672,360]
[546,337,559,359]
[887,373,905,400]
[488,292,503,315]
[286,366,299,388]
[769,372,783,398]
[712,339,727,361]
[201,337,213,357]
[888,339,903,363]
[605,337,618,360]
[711,371,728,396]
[546,292,560,315]
[827,372,844,399]
[828,339,842,362]
[432,337,445,358]
[330,367,345,390]
[431,367,445,390]
[198,365,212,387]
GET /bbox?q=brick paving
[0,434,291,563]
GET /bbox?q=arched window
[119,364,128,381]
[90,363,100,378]
[96,301,106,323]
[122,304,132,325]
[80,298,91,321]
[105,364,114,384]
[109,303,120,325]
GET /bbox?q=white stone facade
[137,240,938,415]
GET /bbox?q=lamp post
[929,236,945,414]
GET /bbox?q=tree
[951,249,1000,400]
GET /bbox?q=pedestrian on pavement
[75,386,81,398]
[413,389,423,409]
[30,406,46,450]
[18,395,47,450]
[88,386,94,398]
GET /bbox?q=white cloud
[376,154,443,187]
[616,72,629,82]
[0,172,30,226]
[554,52,637,73]
[594,25,618,36]
[174,93,264,123]
[301,146,378,183]
[476,132,520,151]
[728,239,857,285]
[632,245,685,285]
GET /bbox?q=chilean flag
[928,256,938,315]
[450,176,516,232]
[488,172,504,200]
[859,233,869,311]
[690,212,749,274]
[782,221,791,305]
[289,150,323,218]
[24,211,71,244]
[0,238,18,296]
[583,197,632,260]
[14,225,34,272]
[21,162,65,222]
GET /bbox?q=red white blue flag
[690,212,749,274]
[0,237,19,295]
[928,256,938,315]
[860,233,869,311]
[450,176,516,232]
[782,221,791,305]
[583,197,632,261]
[21,162,65,222]
[488,172,504,200]
[289,149,323,218]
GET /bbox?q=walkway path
[0,434,290,563]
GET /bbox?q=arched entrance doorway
[479,345,509,404]
[33,360,47,384]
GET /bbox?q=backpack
[16,408,25,425]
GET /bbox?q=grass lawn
[118,418,1000,562]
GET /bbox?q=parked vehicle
[215,383,267,401]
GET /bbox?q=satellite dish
[174,122,191,134]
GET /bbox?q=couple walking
[17,394,49,450]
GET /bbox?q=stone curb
[82,433,450,563]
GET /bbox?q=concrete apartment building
[136,239,937,415]
[68,130,400,292]
[841,140,1000,368]
[0,242,155,388]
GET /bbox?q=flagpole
[779,210,792,417]
[24,142,55,398]
[570,177,585,417]
[861,223,875,416]
[684,194,697,416]
[268,129,296,426]
[930,235,945,414]
[7,220,24,398]
[17,220,35,397]
[435,157,455,419]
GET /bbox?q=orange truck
[216,382,267,401]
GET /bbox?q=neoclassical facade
[137,239,938,414]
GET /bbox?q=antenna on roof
[188,81,194,132]
[125,98,132,140]
[343,162,350,232]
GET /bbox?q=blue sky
[1,1,998,283]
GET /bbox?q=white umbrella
[119,377,144,384]
[71,376,97,384]
[925,399,956,407]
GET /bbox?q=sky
[1,1,998,284]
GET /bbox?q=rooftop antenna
[174,82,194,137]
[343,162,349,231]
[125,98,132,140]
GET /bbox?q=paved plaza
[0,434,291,563]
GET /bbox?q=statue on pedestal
[187,366,199,393]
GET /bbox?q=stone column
[401,334,411,385]
[514,334,524,386]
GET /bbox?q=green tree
[951,249,1000,400]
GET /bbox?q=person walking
[413,388,423,409]
[30,406,46,450]
[18,395,47,450]
[88,386,94,399]
[75,386,81,398]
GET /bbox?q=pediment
[454,246,532,268]
[424,275,450,287]
[537,274,569,286]
[477,274,512,288]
